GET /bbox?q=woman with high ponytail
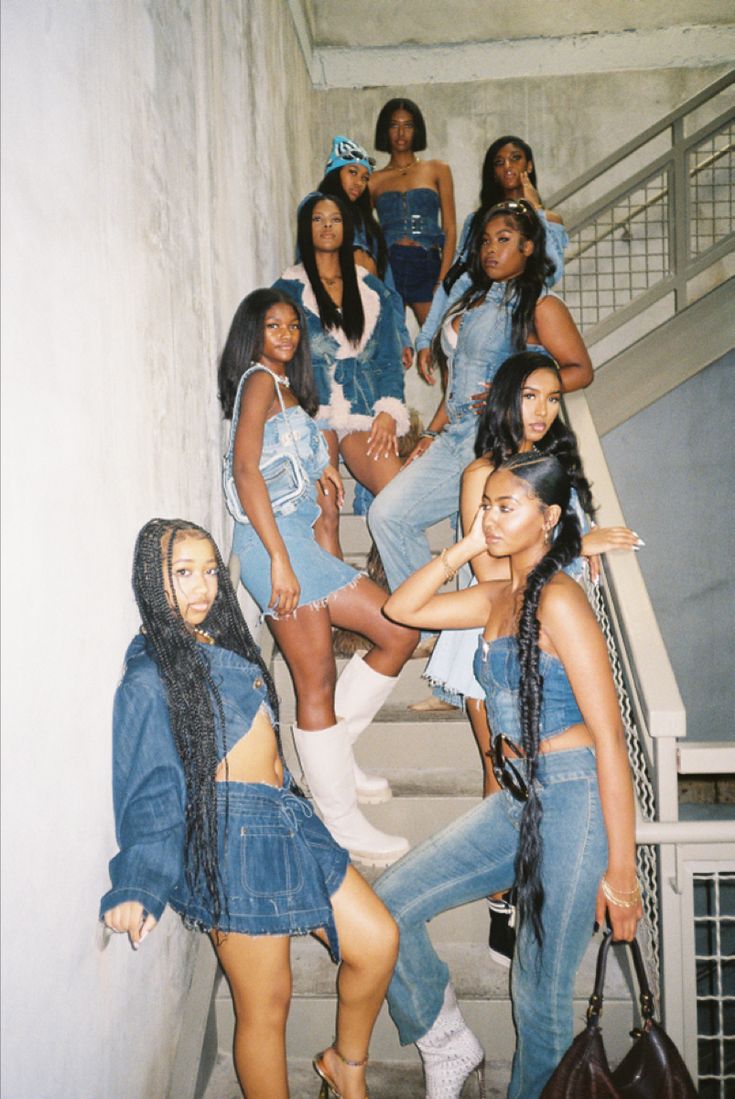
[376,453,642,1099]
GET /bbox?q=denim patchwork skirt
[169,774,349,960]
[232,494,361,618]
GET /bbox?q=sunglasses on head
[490,734,529,802]
[488,199,534,218]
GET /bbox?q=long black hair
[446,201,553,351]
[498,453,581,949]
[474,351,595,516]
[317,167,388,279]
[297,193,365,345]
[374,97,427,152]
[132,518,281,929]
[217,288,319,420]
[444,136,541,293]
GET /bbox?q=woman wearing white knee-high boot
[218,288,418,866]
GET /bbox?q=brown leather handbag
[541,932,700,1098]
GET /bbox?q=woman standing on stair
[378,452,642,1099]
[100,518,398,1099]
[219,287,417,868]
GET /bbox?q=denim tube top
[375,188,444,251]
[473,635,583,744]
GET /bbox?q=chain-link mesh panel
[559,169,670,332]
[693,872,735,1097]
[582,566,660,1000]
[689,122,735,258]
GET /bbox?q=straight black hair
[374,97,427,153]
[317,167,388,279]
[297,193,364,345]
[217,288,319,420]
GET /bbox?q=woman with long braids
[100,519,398,1099]
[220,288,417,868]
[369,97,456,327]
[376,453,642,1099]
[368,199,593,603]
[416,134,567,385]
[273,194,409,502]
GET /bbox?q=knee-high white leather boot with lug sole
[415,983,486,1099]
[292,720,409,867]
[333,652,398,804]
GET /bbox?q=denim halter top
[473,635,583,744]
[374,188,443,250]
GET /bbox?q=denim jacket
[273,265,409,438]
[374,188,444,251]
[99,634,273,922]
[416,209,568,352]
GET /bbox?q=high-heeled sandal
[313,1046,369,1098]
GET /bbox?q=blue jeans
[374,747,607,1099]
[368,421,477,594]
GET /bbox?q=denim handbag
[223,365,309,525]
[540,932,699,1098]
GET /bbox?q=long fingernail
[636,538,645,547]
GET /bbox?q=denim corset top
[225,364,329,491]
[375,188,443,250]
[473,635,583,743]
[442,283,551,423]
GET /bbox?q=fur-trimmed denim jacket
[272,265,410,441]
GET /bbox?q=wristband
[419,430,439,440]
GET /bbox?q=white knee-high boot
[415,983,486,1099]
[292,720,409,867]
[333,653,398,804]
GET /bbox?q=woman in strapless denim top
[100,519,399,1099]
[369,97,456,326]
[368,200,593,604]
[220,288,418,874]
[417,134,569,386]
[379,453,642,1099]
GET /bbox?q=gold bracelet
[440,547,458,584]
[601,876,641,908]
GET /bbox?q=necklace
[193,626,215,645]
[389,154,419,176]
[255,362,290,387]
[321,274,343,288]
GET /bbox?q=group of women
[100,97,645,1099]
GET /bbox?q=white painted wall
[0,3,319,1097]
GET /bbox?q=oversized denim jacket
[416,209,568,352]
[99,634,272,922]
[273,265,409,439]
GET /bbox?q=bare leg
[211,932,292,1099]
[328,575,418,676]
[313,429,343,560]
[268,606,337,730]
[313,867,399,1099]
[409,300,432,326]
[340,431,403,498]
[467,698,501,799]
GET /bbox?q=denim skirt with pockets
[169,773,349,960]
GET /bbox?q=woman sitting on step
[378,452,642,1099]
[100,518,398,1099]
[219,287,417,868]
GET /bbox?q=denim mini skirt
[232,493,361,618]
[169,774,350,960]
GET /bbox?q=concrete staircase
[199,473,640,1099]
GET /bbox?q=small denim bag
[223,365,309,525]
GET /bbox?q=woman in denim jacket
[379,453,642,1099]
[100,518,398,1099]
[416,134,568,386]
[368,201,593,606]
[220,288,417,869]
[273,194,409,503]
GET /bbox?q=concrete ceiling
[289,1,735,87]
[301,1,733,50]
